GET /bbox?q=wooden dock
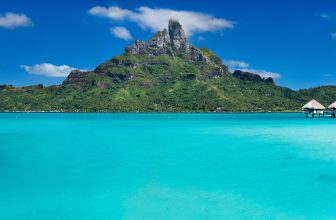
[304,111,336,118]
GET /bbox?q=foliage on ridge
[1,20,335,112]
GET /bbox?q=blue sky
[0,0,335,89]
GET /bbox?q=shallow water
[0,113,336,219]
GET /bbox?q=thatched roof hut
[302,99,325,110]
[328,101,336,110]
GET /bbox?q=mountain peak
[168,19,188,51]
[64,20,229,87]
[125,20,208,63]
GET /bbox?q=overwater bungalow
[328,101,336,118]
[302,99,325,118]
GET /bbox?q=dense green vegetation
[1,60,335,112]
[297,86,336,107]
[1,21,335,112]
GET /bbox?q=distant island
[1,20,336,112]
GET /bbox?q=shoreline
[0,111,302,114]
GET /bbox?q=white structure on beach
[328,101,336,118]
[302,99,325,118]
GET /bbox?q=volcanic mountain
[1,20,336,112]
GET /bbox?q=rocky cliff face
[168,20,189,51]
[125,19,209,63]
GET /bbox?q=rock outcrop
[125,30,172,56]
[63,70,90,86]
[232,70,274,84]
[168,20,189,51]
[125,19,208,63]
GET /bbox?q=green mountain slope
[0,20,335,112]
[298,86,336,107]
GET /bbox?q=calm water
[1,113,336,219]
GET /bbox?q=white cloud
[320,13,330,19]
[21,63,84,77]
[88,6,132,20]
[240,69,282,79]
[0,12,32,29]
[88,6,235,36]
[332,32,336,40]
[110,26,132,40]
[224,60,281,79]
[224,60,250,69]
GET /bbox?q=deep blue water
[1,113,336,219]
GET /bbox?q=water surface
[1,113,336,219]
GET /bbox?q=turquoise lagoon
[1,113,336,219]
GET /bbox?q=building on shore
[302,99,325,118]
[328,101,336,118]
